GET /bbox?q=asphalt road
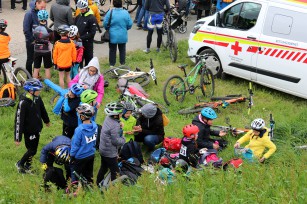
[0,0,197,68]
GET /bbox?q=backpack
[223,158,243,170]
[199,149,223,168]
[0,83,16,100]
[119,139,144,164]
[43,167,67,190]
[163,137,182,152]
[119,158,144,184]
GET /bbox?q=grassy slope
[0,41,306,203]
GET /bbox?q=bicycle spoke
[163,75,186,106]
[200,68,214,98]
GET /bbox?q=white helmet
[104,102,124,116]
[68,25,78,38]
[76,0,88,9]
[251,118,265,130]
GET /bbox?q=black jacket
[179,137,200,167]
[75,9,97,43]
[14,93,50,142]
[192,114,220,149]
[60,96,80,127]
[135,108,165,143]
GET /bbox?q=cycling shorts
[148,13,164,30]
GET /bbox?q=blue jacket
[70,122,98,159]
[23,0,39,42]
[104,8,132,44]
[216,0,232,11]
[40,135,71,163]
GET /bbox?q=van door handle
[247,36,256,40]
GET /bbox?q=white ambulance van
[188,0,307,99]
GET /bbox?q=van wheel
[199,49,222,78]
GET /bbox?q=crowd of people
[1,0,274,194]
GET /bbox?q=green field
[0,41,306,203]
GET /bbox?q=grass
[0,40,307,203]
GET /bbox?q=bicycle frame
[2,58,24,87]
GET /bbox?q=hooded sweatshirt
[69,57,104,104]
[23,1,38,42]
[70,121,98,159]
[50,0,74,30]
[53,37,77,68]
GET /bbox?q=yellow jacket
[75,1,101,24]
[236,128,276,159]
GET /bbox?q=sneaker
[136,25,143,30]
[156,48,160,53]
[133,19,137,23]
[11,8,16,10]
[15,161,26,174]
[143,49,150,54]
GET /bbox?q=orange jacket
[0,32,11,59]
[53,38,77,69]
[75,1,101,25]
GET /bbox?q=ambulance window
[222,2,261,30]
[272,15,292,35]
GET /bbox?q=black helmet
[57,24,70,35]
[0,19,8,29]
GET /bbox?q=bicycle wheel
[200,68,214,97]
[123,0,138,13]
[50,93,60,105]
[125,73,150,87]
[178,106,203,115]
[103,66,130,80]
[13,67,32,93]
[169,30,178,62]
[163,75,186,106]
[98,0,110,16]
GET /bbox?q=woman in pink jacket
[69,57,104,108]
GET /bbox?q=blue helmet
[200,107,217,120]
[23,78,43,92]
[70,83,84,96]
[37,10,49,21]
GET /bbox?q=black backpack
[119,139,144,164]
[43,167,66,189]
[119,158,144,184]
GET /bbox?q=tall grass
[0,40,306,203]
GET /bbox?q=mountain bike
[161,12,178,62]
[163,54,215,106]
[0,98,16,107]
[103,59,157,87]
[97,0,138,16]
[211,117,250,137]
[0,57,32,94]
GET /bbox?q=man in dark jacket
[75,0,97,67]
[134,103,165,150]
[23,0,47,76]
[50,0,74,42]
[192,107,226,150]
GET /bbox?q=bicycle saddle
[178,64,188,69]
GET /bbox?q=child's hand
[45,122,51,127]
[133,125,142,132]
[126,131,134,135]
[96,102,101,109]
[234,142,240,148]
[219,130,227,137]
[82,84,88,89]
[15,141,20,146]
[259,157,266,163]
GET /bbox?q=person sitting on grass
[69,57,104,109]
[234,118,277,163]
[192,107,227,151]
[120,102,137,142]
[14,78,50,174]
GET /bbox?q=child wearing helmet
[75,0,101,27]
[33,10,54,83]
[192,107,227,150]
[68,25,84,79]
[14,78,50,174]
[80,89,98,122]
[40,135,72,189]
[0,19,11,71]
[120,102,137,142]
[69,57,104,109]
[234,118,276,163]
[53,24,77,88]
[60,83,84,138]
[96,102,126,185]
[179,124,207,167]
[70,103,97,184]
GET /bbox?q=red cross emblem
[231,41,242,55]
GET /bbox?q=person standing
[75,0,97,68]
[11,0,28,11]
[23,0,47,76]
[50,0,74,43]
[143,0,170,53]
[196,0,211,20]
[104,0,132,67]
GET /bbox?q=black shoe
[15,161,26,174]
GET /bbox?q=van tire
[199,49,222,78]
